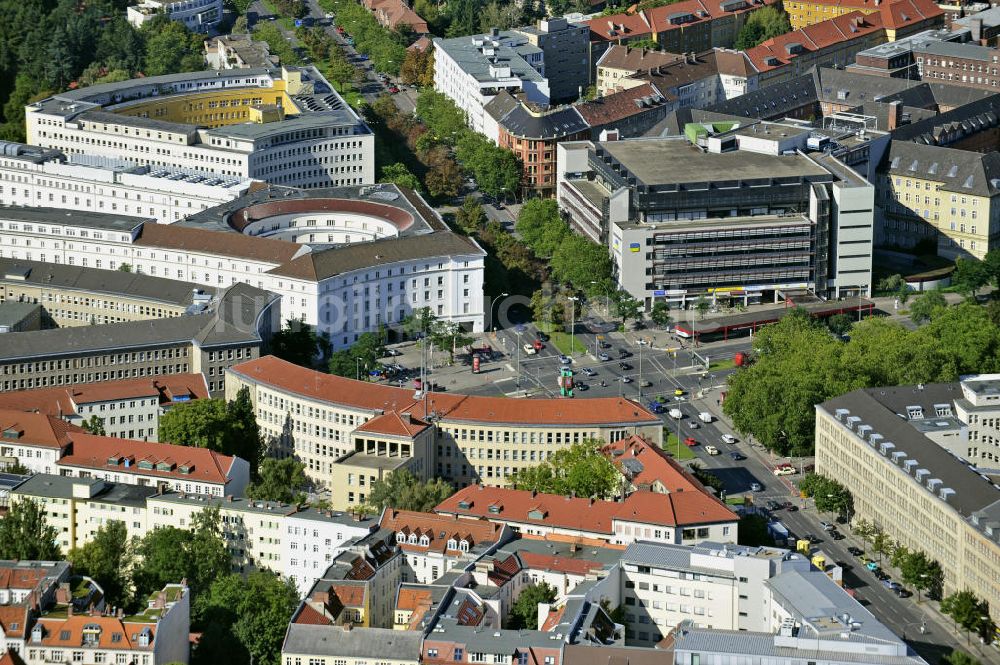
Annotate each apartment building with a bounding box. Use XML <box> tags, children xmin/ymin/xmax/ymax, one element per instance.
<box><xmin>816</xmin><ymin>386</ymin><xmax>1000</xmax><ymax>621</ymax></box>
<box><xmin>785</xmin><ymin>0</ymin><xmax>939</xmax><ymax>33</ymax></box>
<box><xmin>283</xmin><ymin>507</ymin><xmax>378</xmax><ymax>594</ymax></box>
<box><xmin>0</xmin><ymin>373</ymin><xmax>209</xmax><ymax>441</ymax></box>
<box><xmin>0</xmin><ymin>143</ymin><xmax>255</xmax><ymax>224</ymax></box>
<box><xmin>127</xmin><ymin>0</ymin><xmax>221</xmax><ymax>32</ymax></box>
<box><xmin>21</xmin><ymin>584</ymin><xmax>190</xmax><ymax>665</ymax></box>
<box><xmin>226</xmin><ymin>356</ymin><xmax>663</xmax><ymax>507</ymax></box>
<box><xmin>595</xmin><ymin>47</ymin><xmax>723</xmax><ymax>109</ymax></box>
<box><xmin>0</xmin><ymin>409</ymin><xmax>79</xmax><ymax>474</ymax></box>
<box><xmin>513</xmin><ymin>18</ymin><xmax>592</xmax><ymax>104</ymax></box>
<box><xmin>587</xmin><ymin>0</ymin><xmax>780</xmax><ymax>71</ymax></box>
<box><xmin>282</xmin><ymin>624</ymin><xmax>422</xmax><ymax>665</ymax></box>
<box><xmin>0</xmin><ymin>257</ymin><xmax>217</xmax><ymax>329</ymax></box>
<box><xmin>204</xmin><ymin>34</ymin><xmax>279</xmax><ymax>70</ymax></box>
<box><xmin>0</xmin><ymin>303</ymin><xmax>40</xmax><ymax>333</ymax></box>
<box><xmin>380</xmin><ymin>509</ymin><xmax>512</xmax><ymax>585</ymax></box>
<box><xmin>26</xmin><ymin>67</ymin><xmax>374</xmax><ymax>189</ymax></box>
<box><xmin>362</xmin><ymin>0</ymin><xmax>428</xmax><ymax>34</ymax></box>
<box><xmin>556</xmin><ymin>128</ymin><xmax>875</xmax><ymax>309</ymax></box>
<box><xmin>0</xmin><ymin>186</ymin><xmax>486</xmax><ymax>347</ymax></box>
<box><xmin>875</xmin><ymin>140</ymin><xmax>1000</xmax><ymax>259</ymax></box>
<box><xmin>433</xmin><ymin>30</ymin><xmax>549</xmax><ymax>135</ymax></box>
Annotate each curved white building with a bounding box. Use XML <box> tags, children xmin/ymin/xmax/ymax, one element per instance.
<box><xmin>24</xmin><ymin>67</ymin><xmax>375</xmax><ymax>189</ymax></box>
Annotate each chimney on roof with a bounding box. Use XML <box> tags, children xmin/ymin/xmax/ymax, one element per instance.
<box><xmin>226</xmin><ymin>495</ymin><xmax>233</xmax><ymax>502</ymax></box>
<box><xmin>67</xmin><ymin>605</ymin><xmax>73</xmax><ymax>617</ymax></box>
<box><xmin>971</xmin><ymin>17</ymin><xmax>984</xmax><ymax>42</ymax></box>
<box><xmin>117</xmin><ymin>608</ymin><xmax>124</xmax><ymax>619</ymax></box>
<box><xmin>888</xmin><ymin>100</ymin><xmax>903</xmax><ymax>131</ymax></box>
<box><xmin>531</xmin><ymin>489</ymin><xmax>537</xmax><ymax>498</ymax></box>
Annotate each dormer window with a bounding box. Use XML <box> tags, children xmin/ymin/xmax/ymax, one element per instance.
<box><xmin>31</xmin><ymin>625</ymin><xmax>42</xmax><ymax>644</ymax></box>
<box><xmin>459</xmin><ymin>540</ymin><xmax>470</xmax><ymax>552</ymax></box>
<box><xmin>136</xmin><ymin>627</ymin><xmax>151</xmax><ymax>647</ymax></box>
<box><xmin>447</xmin><ymin>539</ymin><xmax>457</xmax><ymax>550</ymax></box>
<box><xmin>408</xmin><ymin>534</ymin><xmax>418</xmax><ymax>544</ymax></box>
<box><xmin>396</xmin><ymin>532</ymin><xmax>406</xmax><ymax>543</ymax></box>
<box><xmin>419</xmin><ymin>535</ymin><xmax>430</xmax><ymax>547</ymax></box>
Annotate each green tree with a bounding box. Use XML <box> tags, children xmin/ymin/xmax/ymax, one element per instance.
<box><xmin>688</xmin><ymin>463</ymin><xmax>724</xmax><ymax>493</ymax></box>
<box><xmin>941</xmin><ymin>590</ymin><xmax>994</xmax><ymax>643</ymax></box>
<box><xmin>900</xmin><ymin>550</ymin><xmax>943</xmax><ymax>601</ymax></box>
<box><xmin>508</xmin><ymin>582</ymin><xmax>557</xmax><ymax>629</ymax></box>
<box><xmin>509</xmin><ymin>441</ymin><xmax>619</xmax><ymax>499</ymax></box>
<box><xmin>797</xmin><ymin>473</ymin><xmax>852</xmax><ymax>516</ymax></box>
<box><xmin>531</xmin><ymin>286</ymin><xmax>567</xmax><ymax>329</ymax></box>
<box><xmin>69</xmin><ymin>520</ymin><xmax>135</xmax><ymax>609</ymax></box>
<box><xmin>694</xmin><ymin>295</ymin><xmax>711</xmax><ymax>320</ymax></box>
<box><xmin>82</xmin><ymin>414</ymin><xmax>107</xmax><ymax>436</ymax></box>
<box><xmin>734</xmin><ymin>6</ymin><xmax>791</xmax><ymax>49</ymax></box>
<box><xmin>455</xmin><ymin>199</ymin><xmax>486</xmax><ymax>234</ymax></box>
<box><xmin>365</xmin><ymin>469</ymin><xmax>454</xmax><ymax>513</ymax></box>
<box><xmin>328</xmin><ymin>331</ymin><xmax>386</xmax><ymax>378</ymax></box>
<box><xmin>271</xmin><ymin>319</ymin><xmax>331</xmax><ymax>368</ymax></box>
<box><xmin>429</xmin><ymin>318</ymin><xmax>474</xmax><ymax>362</ymax></box>
<box><xmin>615</xmin><ymin>292</ymin><xmax>643</xmax><ymax>327</ymax></box>
<box><xmin>942</xmin><ymin>651</ymin><xmax>981</xmax><ymax>665</ymax></box>
<box><xmin>141</xmin><ymin>17</ymin><xmax>205</xmax><ymax>76</ymax></box>
<box><xmin>651</xmin><ymin>301</ymin><xmax>672</xmax><ymax>329</ymax></box>
<box><xmin>872</xmin><ymin>527</ymin><xmax>893</xmax><ymax>564</ymax></box>
<box><xmin>0</xmin><ymin>499</ymin><xmax>59</xmax><ymax>561</ymax></box>
<box><xmin>117</xmin><ymin>263</ymin><xmax>133</xmax><ymax>272</ymax></box>
<box><xmin>247</xmin><ymin>458</ymin><xmax>308</xmax><ymax>504</ymax></box>
<box><xmin>853</xmin><ymin>518</ymin><xmax>875</xmax><ymax>546</ymax></box>
<box><xmin>232</xmin><ymin>14</ymin><xmax>249</xmax><ymax>33</ymax></box>
<box><xmin>193</xmin><ymin>571</ymin><xmax>299</xmax><ymax>665</ymax></box>
<box><xmin>953</xmin><ymin>258</ymin><xmax>989</xmax><ymax>299</ymax></box>
<box><xmin>550</xmin><ymin>235</ymin><xmax>613</xmax><ymax>291</ymax></box>
<box><xmin>826</xmin><ymin>313</ymin><xmax>853</xmax><ymax>337</ymax></box>
<box><xmin>515</xmin><ymin>199</ymin><xmax>569</xmax><ymax>258</ymax></box>
<box><xmin>425</xmin><ymin>157</ymin><xmax>462</xmax><ymax>199</ymax></box>
<box><xmin>379</xmin><ymin>162</ymin><xmax>423</xmax><ymax>192</ymax></box>
<box><xmin>909</xmin><ymin>289</ymin><xmax>948</xmax><ymax>324</ymax></box>
<box><xmin>136</xmin><ymin>507</ymin><xmax>229</xmax><ymax>597</ymax></box>
<box><xmin>159</xmin><ymin>399</ymin><xmax>231</xmax><ymax>450</ymax></box>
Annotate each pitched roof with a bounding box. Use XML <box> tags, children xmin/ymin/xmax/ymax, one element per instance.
<box><xmin>0</xmin><ymin>410</ymin><xmax>81</xmax><ymax>450</ymax></box>
<box><xmin>0</xmin><ymin>374</ymin><xmax>209</xmax><ymax>416</ymax></box>
<box><xmin>602</xmin><ymin>434</ymin><xmax>706</xmax><ymax>492</ymax></box>
<box><xmin>883</xmin><ymin>140</ymin><xmax>1000</xmax><ymax>197</ymax></box>
<box><xmin>597</xmin><ymin>45</ymin><xmax>686</xmax><ymax>72</ymax></box>
<box><xmin>745</xmin><ymin>11</ymin><xmax>884</xmax><ymax>73</ymax></box>
<box><xmin>589</xmin><ymin>0</ymin><xmax>779</xmax><ymax>42</ymax></box>
<box><xmin>0</xmin><ymin>567</ymin><xmax>51</xmax><ymax>591</ymax></box>
<box><xmin>35</xmin><ymin>616</ymin><xmax>156</xmax><ymax>650</ymax></box>
<box><xmin>354</xmin><ymin>412</ymin><xmax>430</xmax><ymax>438</ymax></box>
<box><xmin>134</xmin><ymin>222</ymin><xmax>300</xmax><ymax>266</ymax></box>
<box><xmin>435</xmin><ymin>486</ymin><xmax>736</xmax><ymax>533</ymax></box>
<box><xmin>0</xmin><ymin>606</ymin><xmax>29</xmax><ymax>639</ymax></box>
<box><xmin>576</xmin><ymin>83</ymin><xmax>669</xmax><ymax>127</ymax></box>
<box><xmin>380</xmin><ymin>509</ymin><xmax>505</xmax><ymax>554</ymax></box>
<box><xmin>229</xmin><ymin>356</ymin><xmax>662</xmax><ymax>427</ymax></box>
<box><xmin>330</xmin><ymin>583</ymin><xmax>366</xmax><ymax>608</ymax></box>
<box><xmin>59</xmin><ymin>433</ymin><xmax>235</xmax><ymax>486</ymax></box>
<box><xmin>293</xmin><ymin>603</ymin><xmax>334</xmax><ymax>626</ymax></box>
<box><xmin>518</xmin><ymin>551</ymin><xmax>605</xmax><ymax>576</ymax></box>
<box><xmin>880</xmin><ymin>0</ymin><xmax>941</xmax><ymax>30</ymax></box>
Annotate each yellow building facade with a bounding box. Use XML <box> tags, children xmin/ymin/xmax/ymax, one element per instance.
<box><xmin>784</xmin><ymin>0</ymin><xmax>880</xmax><ymax>30</ymax></box>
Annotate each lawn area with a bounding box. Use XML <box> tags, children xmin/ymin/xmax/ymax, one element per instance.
<box><xmin>259</xmin><ymin>0</ymin><xmax>295</xmax><ymax>28</ymax></box>
<box><xmin>537</xmin><ymin>322</ymin><xmax>588</xmax><ymax>355</ymax></box>
<box><xmin>726</xmin><ymin>496</ymin><xmax>748</xmax><ymax>506</ymax></box>
<box><xmin>663</xmin><ymin>432</ymin><xmax>696</xmax><ymax>460</ymax></box>
<box><xmin>708</xmin><ymin>357</ymin><xmax>737</xmax><ymax>371</ymax></box>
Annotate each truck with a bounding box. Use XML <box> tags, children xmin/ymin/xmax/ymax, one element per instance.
<box><xmin>668</xmin><ymin>408</ymin><xmax>683</xmax><ymax>419</ymax></box>
<box><xmin>698</xmin><ymin>412</ymin><xmax>713</xmax><ymax>423</ymax></box>
<box><xmin>768</xmin><ymin>521</ymin><xmax>791</xmax><ymax>546</ymax></box>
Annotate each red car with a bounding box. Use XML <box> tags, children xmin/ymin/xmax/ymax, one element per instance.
<box><xmin>532</xmin><ymin>339</ymin><xmax>543</xmax><ymax>351</ymax></box>
<box><xmin>684</xmin><ymin>437</ymin><xmax>698</xmax><ymax>447</ymax></box>
<box><xmin>388</xmin><ymin>85</ymin><xmax>400</xmax><ymax>94</ymax></box>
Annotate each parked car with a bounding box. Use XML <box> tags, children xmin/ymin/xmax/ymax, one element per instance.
<box><xmin>619</xmin><ymin>362</ymin><xmax>632</xmax><ymax>370</ymax></box>
<box><xmin>618</xmin><ymin>349</ymin><xmax>632</xmax><ymax>359</ymax></box>
<box><xmin>536</xmin><ymin>331</ymin><xmax>550</xmax><ymax>342</ymax></box>
<box><xmin>819</xmin><ymin>521</ymin><xmax>834</xmax><ymax>531</ymax></box>
<box><xmin>388</xmin><ymin>85</ymin><xmax>400</xmax><ymax>93</ymax></box>
<box><xmin>684</xmin><ymin>437</ymin><xmax>698</xmax><ymax>447</ymax></box>
<box><xmin>705</xmin><ymin>445</ymin><xmax>720</xmax><ymax>455</ymax></box>
<box><xmin>687</xmin><ymin>421</ymin><xmax>699</xmax><ymax>429</ymax></box>
<box><xmin>598</xmin><ymin>352</ymin><xmax>610</xmax><ymax>361</ymax></box>
<box><xmin>882</xmin><ymin>579</ymin><xmax>902</xmax><ymax>591</ymax></box>
<box><xmin>896</xmin><ymin>588</ymin><xmax>912</xmax><ymax>598</ymax></box>
<box><xmin>621</xmin><ymin>376</ymin><xmax>633</xmax><ymax>384</ymax></box>
<box><xmin>847</xmin><ymin>546</ymin><xmax>864</xmax><ymax>556</ymax></box>
<box><xmin>729</xmin><ymin>452</ymin><xmax>745</xmax><ymax>461</ymax></box>
<box><xmin>721</xmin><ymin>434</ymin><xmax>737</xmax><ymax>444</ymax></box>
<box><xmin>830</xmin><ymin>530</ymin><xmax>845</xmax><ymax>541</ymax></box>
<box><xmin>750</xmin><ymin>482</ymin><xmax>763</xmax><ymax>492</ymax></box>
<box><xmin>765</xmin><ymin>500</ymin><xmax>781</xmax><ymax>511</ymax></box>
<box><xmin>773</xmin><ymin>465</ymin><xmax>795</xmax><ymax>476</ymax></box>
<box><xmin>865</xmin><ymin>561</ymin><xmax>879</xmax><ymax>572</ymax></box>
<box><xmin>576</xmin><ymin>382</ymin><xmax>588</xmax><ymax>391</ymax></box>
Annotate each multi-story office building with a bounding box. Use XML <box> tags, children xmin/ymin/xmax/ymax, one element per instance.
<box><xmin>433</xmin><ymin>30</ymin><xmax>549</xmax><ymax>135</ymax></box>
<box><xmin>816</xmin><ymin>385</ymin><xmax>1000</xmax><ymax>621</ymax></box>
<box><xmin>435</xmin><ymin>485</ymin><xmax>738</xmax><ymax>546</ymax></box>
<box><xmin>0</xmin><ymin>184</ymin><xmax>486</xmax><ymax>347</ymax></box>
<box><xmin>556</xmin><ymin>125</ymin><xmax>875</xmax><ymax>309</ymax></box>
<box><xmin>0</xmin><ymin>303</ymin><xmax>40</xmax><ymax>333</ymax></box>
<box><xmin>0</xmin><ymin>142</ymin><xmax>255</xmax><ymax>224</ymax></box>
<box><xmin>25</xmin><ymin>67</ymin><xmax>374</xmax><ymax>189</ymax></box>
<box><xmin>875</xmin><ymin>140</ymin><xmax>1000</xmax><ymax>259</ymax></box>
<box><xmin>0</xmin><ymin>373</ymin><xmax>209</xmax><ymax>441</ymax></box>
<box><xmin>512</xmin><ymin>18</ymin><xmax>591</xmax><ymax>103</ymax></box>
<box><xmin>0</xmin><ymin>277</ymin><xmax>278</xmax><ymax>398</ymax></box>
<box><xmin>127</xmin><ymin>0</ymin><xmax>222</xmax><ymax>32</ymax></box>
<box><xmin>0</xmin><ymin>257</ymin><xmax>216</xmax><ymax>328</ymax></box>
<box><xmin>226</xmin><ymin>355</ymin><xmax>663</xmax><ymax>507</ymax></box>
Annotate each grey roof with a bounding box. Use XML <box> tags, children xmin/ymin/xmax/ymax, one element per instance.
<box><xmin>820</xmin><ymin>387</ymin><xmax>1000</xmax><ymax>518</ymax></box>
<box><xmin>0</xmin><ymin>282</ymin><xmax>276</xmax><ymax>361</ymax></box>
<box><xmin>882</xmin><ymin>140</ymin><xmax>1000</xmax><ymax>196</ymax></box>
<box><xmin>48</xmin><ymin>68</ymin><xmax>278</xmax><ymax>104</ymax></box>
<box><xmin>595</xmin><ymin>137</ymin><xmax>830</xmax><ymax>187</ymax></box>
<box><xmin>0</xmin><ymin>206</ymin><xmax>149</xmax><ymax>232</ymax></box>
<box><xmin>486</xmin><ymin>94</ymin><xmax>589</xmax><ymax>139</ymax></box>
<box><xmin>891</xmin><ymin>95</ymin><xmax>1000</xmax><ymax>146</ymax></box>
<box><xmin>563</xmin><ymin>644</ymin><xmax>674</xmax><ymax>665</ymax></box>
<box><xmin>0</xmin><ymin>302</ymin><xmax>40</xmax><ymax>327</ymax></box>
<box><xmin>914</xmin><ymin>38</ymin><xmax>998</xmax><ymax>62</ymax></box>
<box><xmin>433</xmin><ymin>33</ymin><xmax>546</xmax><ymax>83</ymax></box>
<box><xmin>0</xmin><ymin>257</ymin><xmax>210</xmax><ymax>307</ymax></box>
<box><xmin>955</xmin><ymin>5</ymin><xmax>1000</xmax><ymax>30</ymax></box>
<box><xmin>282</xmin><ymin>624</ymin><xmax>421</xmax><ymax>660</ymax></box>
<box><xmin>814</xmin><ymin>67</ymin><xmax>997</xmax><ymax>117</ymax></box>
<box><xmin>150</xmin><ymin>491</ymin><xmax>298</xmax><ymax>516</ymax></box>
<box><xmin>78</xmin><ymin>111</ymin><xmax>195</xmax><ymax>136</ymax></box>
<box><xmin>708</xmin><ymin>71</ymin><xmax>817</xmax><ymax>120</ymax></box>
<box><xmin>286</xmin><ymin>506</ymin><xmax>378</xmax><ymax>528</ymax></box>
<box><xmin>14</xmin><ymin>473</ymin><xmax>158</xmax><ymax>506</ymax></box>
<box><xmin>492</xmin><ymin>536</ymin><xmax>624</xmax><ymax>570</ymax></box>
<box><xmin>644</xmin><ymin>108</ymin><xmax>748</xmax><ymax>138</ymax></box>
<box><xmin>621</xmin><ymin>540</ymin><xmax>789</xmax><ymax>576</ymax></box>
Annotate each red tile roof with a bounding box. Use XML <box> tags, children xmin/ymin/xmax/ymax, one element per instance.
<box><xmin>435</xmin><ymin>485</ymin><xmax>736</xmax><ymax>533</ymax></box>
<box><xmin>364</xmin><ymin>0</ymin><xmax>429</xmax><ymax>33</ymax></box>
<box><xmin>395</xmin><ymin>587</ymin><xmax>432</xmax><ymax>612</ymax></box>
<box><xmin>59</xmin><ymin>433</ymin><xmax>234</xmax><ymax>485</ymax></box>
<box><xmin>230</xmin><ymin>356</ymin><xmax>661</xmax><ymax>427</ymax></box>
<box><xmin>745</xmin><ymin>11</ymin><xmax>885</xmax><ymax>73</ymax></box>
<box><xmin>602</xmin><ymin>434</ymin><xmax>705</xmax><ymax>493</ymax></box>
<box><xmin>355</xmin><ymin>412</ymin><xmax>430</xmax><ymax>438</ymax></box>
<box><xmin>0</xmin><ymin>410</ymin><xmax>81</xmax><ymax>450</ymax></box>
<box><xmin>596</xmin><ymin>45</ymin><xmax>686</xmax><ymax>72</ymax></box>
<box><xmin>589</xmin><ymin>0</ymin><xmax>779</xmax><ymax>42</ymax></box>
<box><xmin>35</xmin><ymin>616</ymin><xmax>156</xmax><ymax>650</ymax></box>
<box><xmin>0</xmin><ymin>649</ymin><xmax>26</xmax><ymax>665</ymax></box>
<box><xmin>0</xmin><ymin>374</ymin><xmax>209</xmax><ymax>416</ymax></box>
<box><xmin>0</xmin><ymin>606</ymin><xmax>29</xmax><ymax>639</ymax></box>
<box><xmin>517</xmin><ymin>551</ymin><xmax>605</xmax><ymax>576</ymax></box>
<box><xmin>879</xmin><ymin>0</ymin><xmax>941</xmax><ymax>30</ymax></box>
<box><xmin>135</xmin><ymin>223</ymin><xmax>300</xmax><ymax>266</ymax></box>
<box><xmin>330</xmin><ymin>584</ymin><xmax>366</xmax><ymax>608</ymax></box>
<box><xmin>540</xmin><ymin>605</ymin><xmax>566</xmax><ymax>631</ymax></box>
<box><xmin>380</xmin><ymin>509</ymin><xmax>505</xmax><ymax>554</ymax></box>
<box><xmin>293</xmin><ymin>603</ymin><xmax>334</xmax><ymax>625</ymax></box>
<box><xmin>0</xmin><ymin>567</ymin><xmax>49</xmax><ymax>591</ymax></box>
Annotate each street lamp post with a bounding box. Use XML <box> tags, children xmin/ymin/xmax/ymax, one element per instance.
<box><xmin>514</xmin><ymin>330</ymin><xmax>522</xmax><ymax>388</ymax></box>
<box><xmin>590</xmin><ymin>280</ymin><xmax>612</xmax><ymax>318</ymax></box>
<box><xmin>568</xmin><ymin>296</ymin><xmax>580</xmax><ymax>355</ymax></box>
<box><xmin>490</xmin><ymin>292</ymin><xmax>509</xmax><ymax>334</ymax></box>
<box><xmin>355</xmin><ymin>357</ymin><xmax>363</xmax><ymax>381</ymax></box>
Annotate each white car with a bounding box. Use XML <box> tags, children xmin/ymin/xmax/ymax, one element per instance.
<box><xmin>721</xmin><ymin>434</ymin><xmax>737</xmax><ymax>444</ymax></box>
<box><xmin>773</xmin><ymin>466</ymin><xmax>796</xmax><ymax>476</ymax></box>
<box><xmin>523</xmin><ymin>343</ymin><xmax>537</xmax><ymax>355</ymax></box>
<box><xmin>705</xmin><ymin>445</ymin><xmax>720</xmax><ymax>455</ymax></box>
<box><xmin>687</xmin><ymin>421</ymin><xmax>699</xmax><ymax>429</ymax></box>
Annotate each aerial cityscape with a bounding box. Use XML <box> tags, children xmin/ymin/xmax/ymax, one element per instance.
<box><xmin>1</xmin><ymin>0</ymin><xmax>1000</xmax><ymax>662</ymax></box>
